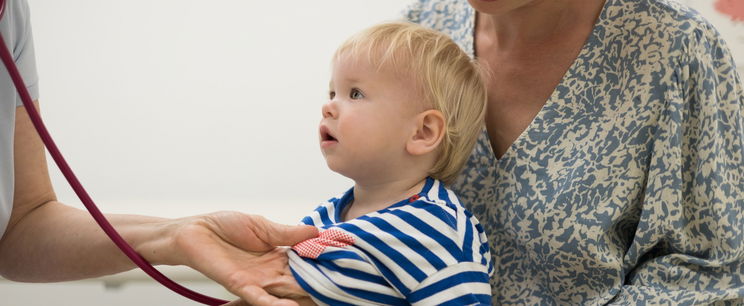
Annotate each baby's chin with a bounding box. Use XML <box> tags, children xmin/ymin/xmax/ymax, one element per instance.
<box><xmin>324</xmin><ymin>160</ymin><xmax>367</xmax><ymax>182</ymax></box>
<box><xmin>323</xmin><ymin>158</ymin><xmax>344</xmax><ymax>175</ymax></box>
<box><xmin>325</xmin><ymin>163</ymin><xmax>350</xmax><ymax>179</ymax></box>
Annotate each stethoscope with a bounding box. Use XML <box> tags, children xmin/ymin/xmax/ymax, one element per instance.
<box><xmin>0</xmin><ymin>0</ymin><xmax>228</xmax><ymax>304</ymax></box>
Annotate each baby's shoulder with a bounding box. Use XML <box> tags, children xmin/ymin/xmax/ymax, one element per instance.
<box><xmin>386</xmin><ymin>191</ymin><xmax>479</xmax><ymax>236</ymax></box>
<box><xmin>299</xmin><ymin>194</ymin><xmax>346</xmax><ymax>227</ymax></box>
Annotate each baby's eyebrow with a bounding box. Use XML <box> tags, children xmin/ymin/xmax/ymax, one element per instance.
<box><xmin>344</xmin><ymin>77</ymin><xmax>362</xmax><ymax>84</ymax></box>
<box><xmin>328</xmin><ymin>77</ymin><xmax>363</xmax><ymax>90</ymax></box>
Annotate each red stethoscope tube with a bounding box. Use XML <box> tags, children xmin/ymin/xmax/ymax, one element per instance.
<box><xmin>0</xmin><ymin>1</ymin><xmax>228</xmax><ymax>304</ymax></box>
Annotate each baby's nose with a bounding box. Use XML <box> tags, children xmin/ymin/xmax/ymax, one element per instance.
<box><xmin>321</xmin><ymin>101</ymin><xmax>337</xmax><ymax>118</ymax></box>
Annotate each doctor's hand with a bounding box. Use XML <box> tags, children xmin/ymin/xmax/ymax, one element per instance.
<box><xmin>138</xmin><ymin>212</ymin><xmax>317</xmax><ymax>305</ymax></box>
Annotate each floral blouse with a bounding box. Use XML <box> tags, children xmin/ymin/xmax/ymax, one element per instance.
<box><xmin>405</xmin><ymin>0</ymin><xmax>744</xmax><ymax>304</ymax></box>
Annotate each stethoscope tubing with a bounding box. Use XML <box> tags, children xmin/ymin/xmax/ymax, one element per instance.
<box><xmin>0</xmin><ymin>0</ymin><xmax>228</xmax><ymax>304</ymax></box>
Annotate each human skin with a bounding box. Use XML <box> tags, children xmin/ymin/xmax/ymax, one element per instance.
<box><xmin>321</xmin><ymin>53</ymin><xmax>444</xmax><ymax>220</ymax></box>
<box><xmin>469</xmin><ymin>0</ymin><xmax>605</xmax><ymax>157</ymax></box>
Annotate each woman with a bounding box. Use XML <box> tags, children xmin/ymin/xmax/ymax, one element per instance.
<box><xmin>403</xmin><ymin>0</ymin><xmax>744</xmax><ymax>304</ymax></box>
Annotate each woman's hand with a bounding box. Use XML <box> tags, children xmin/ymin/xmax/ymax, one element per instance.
<box><xmin>138</xmin><ymin>211</ymin><xmax>317</xmax><ymax>305</ymax></box>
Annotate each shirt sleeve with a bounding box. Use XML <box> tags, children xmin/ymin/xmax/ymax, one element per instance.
<box><xmin>609</xmin><ymin>21</ymin><xmax>744</xmax><ymax>305</ymax></box>
<box><xmin>288</xmin><ymin>227</ymin><xmax>410</xmax><ymax>306</ymax></box>
<box><xmin>10</xmin><ymin>0</ymin><xmax>39</xmax><ymax>106</ymax></box>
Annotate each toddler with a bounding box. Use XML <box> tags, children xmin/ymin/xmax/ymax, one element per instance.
<box><xmin>289</xmin><ymin>22</ymin><xmax>492</xmax><ymax>305</ymax></box>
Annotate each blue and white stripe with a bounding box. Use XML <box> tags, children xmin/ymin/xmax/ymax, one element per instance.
<box><xmin>289</xmin><ymin>177</ymin><xmax>493</xmax><ymax>305</ymax></box>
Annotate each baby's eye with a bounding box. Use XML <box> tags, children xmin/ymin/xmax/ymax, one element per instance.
<box><xmin>350</xmin><ymin>88</ymin><xmax>365</xmax><ymax>100</ymax></box>
<box><xmin>329</xmin><ymin>91</ymin><xmax>336</xmax><ymax>100</ymax></box>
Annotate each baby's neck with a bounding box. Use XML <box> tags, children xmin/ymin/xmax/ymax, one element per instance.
<box><xmin>342</xmin><ymin>177</ymin><xmax>427</xmax><ymax>221</ymax></box>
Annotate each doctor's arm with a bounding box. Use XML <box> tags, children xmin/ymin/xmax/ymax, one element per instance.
<box><xmin>0</xmin><ymin>101</ymin><xmax>317</xmax><ymax>305</ymax></box>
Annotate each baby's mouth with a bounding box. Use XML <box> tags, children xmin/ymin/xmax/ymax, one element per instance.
<box><xmin>320</xmin><ymin>126</ymin><xmax>337</xmax><ymax>142</ymax></box>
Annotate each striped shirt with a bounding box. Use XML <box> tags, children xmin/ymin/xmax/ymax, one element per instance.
<box><xmin>288</xmin><ymin>177</ymin><xmax>494</xmax><ymax>305</ymax></box>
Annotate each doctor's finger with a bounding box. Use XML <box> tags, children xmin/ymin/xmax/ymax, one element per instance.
<box><xmin>221</xmin><ymin>300</ymin><xmax>249</xmax><ymax>306</ymax></box>
<box><xmin>237</xmin><ymin>285</ymin><xmax>299</xmax><ymax>306</ymax></box>
<box><xmin>255</xmin><ymin>217</ymin><xmax>318</xmax><ymax>246</ymax></box>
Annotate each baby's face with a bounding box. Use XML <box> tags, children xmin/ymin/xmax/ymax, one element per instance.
<box><xmin>319</xmin><ymin>53</ymin><xmax>423</xmax><ymax>181</ymax></box>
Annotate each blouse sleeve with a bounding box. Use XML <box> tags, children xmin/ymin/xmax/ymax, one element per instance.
<box><xmin>610</xmin><ymin>22</ymin><xmax>744</xmax><ymax>305</ymax></box>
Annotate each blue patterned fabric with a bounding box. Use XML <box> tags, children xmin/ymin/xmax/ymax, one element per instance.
<box><xmin>288</xmin><ymin>178</ymin><xmax>493</xmax><ymax>305</ymax></box>
<box><xmin>404</xmin><ymin>0</ymin><xmax>744</xmax><ymax>304</ymax></box>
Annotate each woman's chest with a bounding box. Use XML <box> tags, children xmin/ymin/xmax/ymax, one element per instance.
<box><xmin>455</xmin><ymin>63</ymin><xmax>673</xmax><ymax>246</ymax></box>
<box><xmin>482</xmin><ymin>64</ymin><xmax>561</xmax><ymax>158</ymax></box>
<box><xmin>477</xmin><ymin>46</ymin><xmax>585</xmax><ymax>158</ymax></box>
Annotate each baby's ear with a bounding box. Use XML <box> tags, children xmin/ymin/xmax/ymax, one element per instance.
<box><xmin>406</xmin><ymin>110</ymin><xmax>445</xmax><ymax>156</ymax></box>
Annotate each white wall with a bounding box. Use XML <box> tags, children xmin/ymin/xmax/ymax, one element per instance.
<box><xmin>31</xmin><ymin>0</ymin><xmax>408</xmax><ymax>223</ymax></box>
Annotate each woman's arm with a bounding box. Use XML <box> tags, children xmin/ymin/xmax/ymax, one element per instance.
<box><xmin>610</xmin><ymin>25</ymin><xmax>744</xmax><ymax>305</ymax></box>
<box><xmin>0</xmin><ymin>101</ymin><xmax>317</xmax><ymax>304</ymax></box>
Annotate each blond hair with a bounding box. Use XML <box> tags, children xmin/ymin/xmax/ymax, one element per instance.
<box><xmin>333</xmin><ymin>22</ymin><xmax>487</xmax><ymax>185</ymax></box>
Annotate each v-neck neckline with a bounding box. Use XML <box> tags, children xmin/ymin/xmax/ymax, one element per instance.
<box><xmin>467</xmin><ymin>0</ymin><xmax>612</xmax><ymax>164</ymax></box>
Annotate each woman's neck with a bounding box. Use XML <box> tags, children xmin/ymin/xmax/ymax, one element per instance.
<box><xmin>342</xmin><ymin>176</ymin><xmax>427</xmax><ymax>221</ymax></box>
<box><xmin>477</xmin><ymin>0</ymin><xmax>605</xmax><ymax>50</ymax></box>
